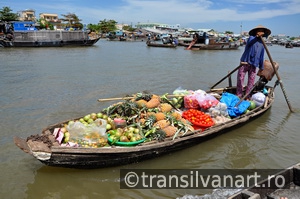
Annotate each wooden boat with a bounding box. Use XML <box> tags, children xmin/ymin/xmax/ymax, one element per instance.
<box><xmin>228</xmin><ymin>162</ymin><xmax>300</xmax><ymax>199</ymax></box>
<box><xmin>146</xmin><ymin>40</ymin><xmax>177</xmax><ymax>48</ymax></box>
<box><xmin>285</xmin><ymin>43</ymin><xmax>293</xmax><ymax>48</ymax></box>
<box><xmin>14</xmin><ymin>66</ymin><xmax>278</xmax><ymax>169</ymax></box>
<box><xmin>184</xmin><ymin>42</ymin><xmax>240</xmax><ymax>50</ymax></box>
<box><xmin>179</xmin><ymin>36</ymin><xmax>240</xmax><ymax>50</ymax></box>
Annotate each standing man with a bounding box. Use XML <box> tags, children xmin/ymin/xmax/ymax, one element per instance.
<box><xmin>236</xmin><ymin>25</ymin><xmax>271</xmax><ymax>98</ymax></box>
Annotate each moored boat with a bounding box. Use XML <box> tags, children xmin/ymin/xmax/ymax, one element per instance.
<box><xmin>146</xmin><ymin>40</ymin><xmax>177</xmax><ymax>48</ymax></box>
<box><xmin>178</xmin><ymin>34</ymin><xmax>240</xmax><ymax>50</ymax></box>
<box><xmin>185</xmin><ymin>42</ymin><xmax>240</xmax><ymax>50</ymax></box>
<box><xmin>0</xmin><ymin>21</ymin><xmax>100</xmax><ymax>47</ymax></box>
<box><xmin>285</xmin><ymin>42</ymin><xmax>293</xmax><ymax>48</ymax></box>
<box><xmin>14</xmin><ymin>63</ymin><xmax>279</xmax><ymax>169</ymax></box>
<box><xmin>182</xmin><ymin>38</ymin><xmax>240</xmax><ymax>50</ymax></box>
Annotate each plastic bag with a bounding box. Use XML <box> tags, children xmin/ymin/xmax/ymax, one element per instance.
<box><xmin>173</xmin><ymin>87</ymin><xmax>190</xmax><ymax>95</ymax></box>
<box><xmin>251</xmin><ymin>92</ymin><xmax>266</xmax><ymax>107</ymax></box>
<box><xmin>184</xmin><ymin>93</ymin><xmax>199</xmax><ymax>109</ymax></box>
<box><xmin>67</xmin><ymin>119</ymin><xmax>108</xmax><ymax>147</ymax></box>
<box><xmin>220</xmin><ymin>92</ymin><xmax>250</xmax><ymax>117</ymax></box>
<box><xmin>196</xmin><ymin>92</ymin><xmax>219</xmax><ymax>110</ymax></box>
<box><xmin>212</xmin><ymin>115</ymin><xmax>231</xmax><ymax>125</ymax></box>
<box><xmin>208</xmin><ymin>102</ymin><xmax>228</xmax><ymax>117</ymax></box>
<box><xmin>66</xmin><ymin>121</ymin><xmax>86</xmax><ymax>137</ymax></box>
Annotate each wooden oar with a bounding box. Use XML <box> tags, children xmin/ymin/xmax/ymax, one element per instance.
<box><xmin>98</xmin><ymin>94</ymin><xmax>184</xmax><ymax>102</ymax></box>
<box><xmin>210</xmin><ymin>64</ymin><xmax>242</xmax><ymax>89</ymax></box>
<box><xmin>260</xmin><ymin>36</ymin><xmax>294</xmax><ymax>112</ymax></box>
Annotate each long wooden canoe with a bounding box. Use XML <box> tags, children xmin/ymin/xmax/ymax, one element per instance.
<box><xmin>146</xmin><ymin>41</ymin><xmax>177</xmax><ymax>48</ymax></box>
<box><xmin>184</xmin><ymin>42</ymin><xmax>240</xmax><ymax>50</ymax></box>
<box><xmin>14</xmin><ymin>82</ymin><xmax>276</xmax><ymax>169</ymax></box>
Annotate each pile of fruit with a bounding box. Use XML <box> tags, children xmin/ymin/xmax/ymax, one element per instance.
<box><xmin>58</xmin><ymin>92</ymin><xmax>195</xmax><ymax>147</ymax></box>
<box><xmin>57</xmin><ymin>90</ymin><xmax>263</xmax><ymax>148</ymax></box>
<box><xmin>101</xmin><ymin>93</ymin><xmax>194</xmax><ymax>143</ymax></box>
<box><xmin>107</xmin><ymin>126</ymin><xmax>144</xmax><ymax>145</ymax></box>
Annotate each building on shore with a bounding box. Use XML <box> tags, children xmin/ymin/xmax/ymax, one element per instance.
<box><xmin>17</xmin><ymin>9</ymin><xmax>36</xmax><ymax>21</ymax></box>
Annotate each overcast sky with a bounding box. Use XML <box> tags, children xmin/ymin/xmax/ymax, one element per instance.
<box><xmin>2</xmin><ymin>0</ymin><xmax>300</xmax><ymax>36</ymax></box>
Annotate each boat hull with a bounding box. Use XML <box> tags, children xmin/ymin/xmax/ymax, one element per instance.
<box><xmin>0</xmin><ymin>30</ymin><xmax>100</xmax><ymax>47</ymax></box>
<box><xmin>184</xmin><ymin>43</ymin><xmax>240</xmax><ymax>50</ymax></box>
<box><xmin>45</xmin><ymin>108</ymin><xmax>272</xmax><ymax>169</ymax></box>
<box><xmin>146</xmin><ymin>41</ymin><xmax>177</xmax><ymax>48</ymax></box>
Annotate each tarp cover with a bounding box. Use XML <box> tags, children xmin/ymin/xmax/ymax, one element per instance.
<box><xmin>220</xmin><ymin>92</ymin><xmax>250</xmax><ymax>117</ymax></box>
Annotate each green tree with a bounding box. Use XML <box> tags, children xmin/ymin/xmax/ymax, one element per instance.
<box><xmin>60</xmin><ymin>13</ymin><xmax>83</xmax><ymax>29</ymax></box>
<box><xmin>38</xmin><ymin>18</ymin><xmax>54</xmax><ymax>30</ymax></box>
<box><xmin>225</xmin><ymin>30</ymin><xmax>234</xmax><ymax>34</ymax></box>
<box><xmin>87</xmin><ymin>23</ymin><xmax>100</xmax><ymax>32</ymax></box>
<box><xmin>0</xmin><ymin>6</ymin><xmax>18</xmax><ymax>21</ymax></box>
<box><xmin>123</xmin><ymin>25</ymin><xmax>135</xmax><ymax>32</ymax></box>
<box><xmin>98</xmin><ymin>19</ymin><xmax>117</xmax><ymax>33</ymax></box>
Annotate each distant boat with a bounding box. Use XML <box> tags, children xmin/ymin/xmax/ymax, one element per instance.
<box><xmin>146</xmin><ymin>40</ymin><xmax>177</xmax><ymax>48</ymax></box>
<box><xmin>265</xmin><ymin>40</ymin><xmax>273</xmax><ymax>46</ymax></box>
<box><xmin>285</xmin><ymin>42</ymin><xmax>293</xmax><ymax>48</ymax></box>
<box><xmin>178</xmin><ymin>35</ymin><xmax>240</xmax><ymax>50</ymax></box>
<box><xmin>182</xmin><ymin>40</ymin><xmax>240</xmax><ymax>50</ymax></box>
<box><xmin>106</xmin><ymin>30</ymin><xmax>146</xmax><ymax>42</ymax></box>
<box><xmin>0</xmin><ymin>21</ymin><xmax>100</xmax><ymax>47</ymax></box>
<box><xmin>186</xmin><ymin>43</ymin><xmax>239</xmax><ymax>50</ymax></box>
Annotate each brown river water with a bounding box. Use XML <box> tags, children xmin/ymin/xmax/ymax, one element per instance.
<box><xmin>1</xmin><ymin>40</ymin><xmax>300</xmax><ymax>199</ymax></box>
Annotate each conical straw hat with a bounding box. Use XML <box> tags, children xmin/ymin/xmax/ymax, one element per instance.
<box><xmin>249</xmin><ymin>25</ymin><xmax>271</xmax><ymax>37</ymax></box>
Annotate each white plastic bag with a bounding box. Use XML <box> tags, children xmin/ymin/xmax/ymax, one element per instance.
<box><xmin>173</xmin><ymin>87</ymin><xmax>190</xmax><ymax>95</ymax></box>
<box><xmin>251</xmin><ymin>92</ymin><xmax>266</xmax><ymax>107</ymax></box>
<box><xmin>208</xmin><ymin>102</ymin><xmax>228</xmax><ymax>117</ymax></box>
<box><xmin>67</xmin><ymin>119</ymin><xmax>107</xmax><ymax>143</ymax></box>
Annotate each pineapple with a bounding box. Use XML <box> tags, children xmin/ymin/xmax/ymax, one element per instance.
<box><xmin>171</xmin><ymin>111</ymin><xmax>182</xmax><ymax>120</ymax></box>
<box><xmin>136</xmin><ymin>99</ymin><xmax>147</xmax><ymax>108</ymax></box>
<box><xmin>159</xmin><ymin>103</ymin><xmax>173</xmax><ymax>113</ymax></box>
<box><xmin>146</xmin><ymin>97</ymin><xmax>160</xmax><ymax>108</ymax></box>
<box><xmin>152</xmin><ymin>94</ymin><xmax>160</xmax><ymax>100</ymax></box>
<box><xmin>154</xmin><ymin>119</ymin><xmax>170</xmax><ymax>129</ymax></box>
<box><xmin>146</xmin><ymin>112</ymin><xmax>156</xmax><ymax>117</ymax></box>
<box><xmin>162</xmin><ymin>126</ymin><xmax>178</xmax><ymax>137</ymax></box>
<box><xmin>155</xmin><ymin>112</ymin><xmax>166</xmax><ymax>121</ymax></box>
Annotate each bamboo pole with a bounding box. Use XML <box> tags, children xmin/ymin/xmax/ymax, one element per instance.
<box><xmin>260</xmin><ymin>36</ymin><xmax>294</xmax><ymax>112</ymax></box>
<box><xmin>97</xmin><ymin>94</ymin><xmax>184</xmax><ymax>102</ymax></box>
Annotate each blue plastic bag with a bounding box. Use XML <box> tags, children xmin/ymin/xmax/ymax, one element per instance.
<box><xmin>220</xmin><ymin>92</ymin><xmax>250</xmax><ymax>117</ymax></box>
